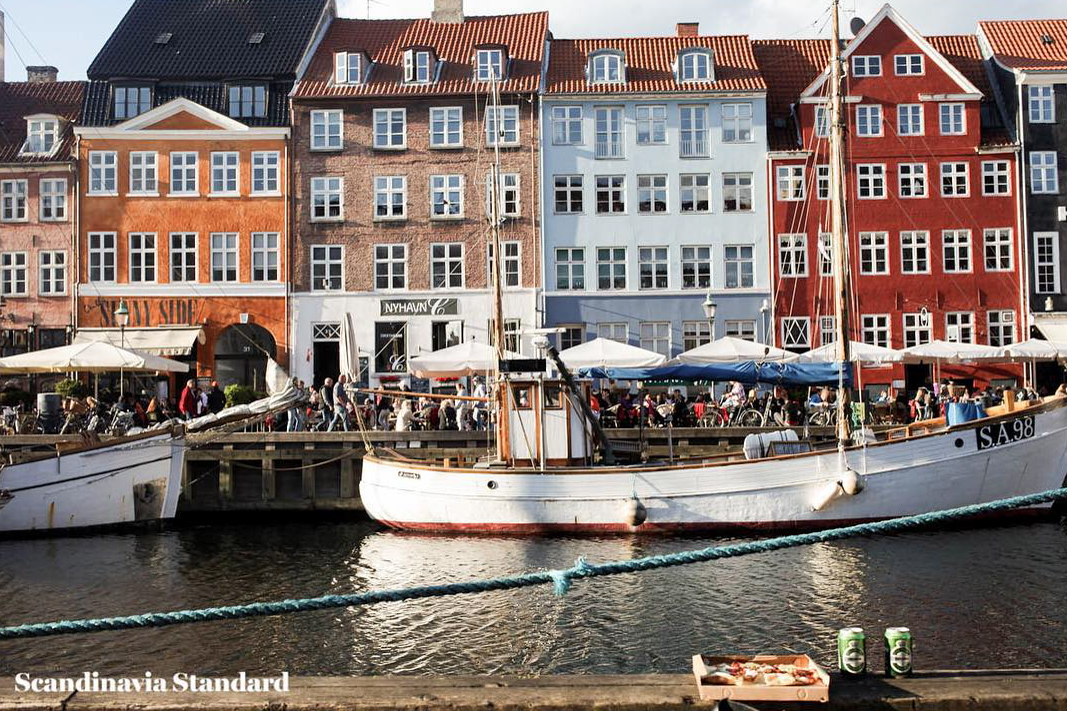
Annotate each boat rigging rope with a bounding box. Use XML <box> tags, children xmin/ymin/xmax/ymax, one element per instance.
<box><xmin>0</xmin><ymin>486</ymin><xmax>1063</xmax><ymax>641</ymax></box>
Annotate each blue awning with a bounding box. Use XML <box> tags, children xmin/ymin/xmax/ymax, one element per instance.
<box><xmin>577</xmin><ymin>361</ymin><xmax>851</xmax><ymax>386</ymax></box>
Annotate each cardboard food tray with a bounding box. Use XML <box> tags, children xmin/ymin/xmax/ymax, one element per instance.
<box><xmin>692</xmin><ymin>654</ymin><xmax>830</xmax><ymax>702</ymax></box>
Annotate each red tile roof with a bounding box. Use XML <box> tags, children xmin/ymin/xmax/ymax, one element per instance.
<box><xmin>0</xmin><ymin>81</ymin><xmax>85</xmax><ymax>164</ymax></box>
<box><xmin>926</xmin><ymin>35</ymin><xmax>992</xmax><ymax>95</ymax></box>
<box><xmin>544</xmin><ymin>35</ymin><xmax>765</xmax><ymax>94</ymax></box>
<box><xmin>979</xmin><ymin>19</ymin><xmax>1067</xmax><ymax>71</ymax></box>
<box><xmin>294</xmin><ymin>12</ymin><xmax>548</xmax><ymax>99</ymax></box>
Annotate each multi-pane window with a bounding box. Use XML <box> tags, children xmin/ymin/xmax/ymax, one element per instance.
<box><xmin>429</xmin><ymin>107</ymin><xmax>462</xmax><ymax>147</ymax></box>
<box><xmin>856</xmin><ymin>105</ymin><xmax>882</xmax><ymax>136</ymax></box>
<box><xmin>942</xmin><ymin>230</ymin><xmax>971</xmax><ymax>273</ymax></box>
<box><xmin>940</xmin><ymin>162</ymin><xmax>969</xmax><ymax>196</ymax></box>
<box><xmin>819</xmin><ymin>316</ymin><xmax>837</xmax><ymax>347</ymax></box>
<box><xmin>88</xmin><ymin>232</ymin><xmax>117</xmax><ymax>282</ymax></box>
<box><xmin>900</xmin><ymin>231</ymin><xmax>929</xmax><ymax>274</ymax></box>
<box><xmin>776</xmin><ymin>165</ymin><xmax>804</xmax><ymax>200</ymax></box>
<box><xmin>598</xmin><ymin>322</ymin><xmax>628</xmax><ymax>343</ymax></box>
<box><xmin>594</xmin><ymin>107</ymin><xmax>624</xmax><ymax>159</ymax></box>
<box><xmin>0</xmin><ymin>253</ymin><xmax>28</xmax><ymax>296</ymax></box>
<box><xmin>945</xmin><ymin>312</ymin><xmax>974</xmax><ymax>344</ymax></box>
<box><xmin>311</xmin><ymin>245</ymin><xmax>343</xmax><ymax>291</ymax></box>
<box><xmin>251</xmin><ymin>232</ymin><xmax>279</xmax><ymax>281</ymax></box>
<box><xmin>595</xmin><ymin>175</ymin><xmax>625</xmax><ymax>214</ymax></box>
<box><xmin>1035</xmin><ymin>232</ymin><xmax>1060</xmax><ymax>294</ymax></box>
<box><xmin>640</xmin><ymin>321</ymin><xmax>670</xmax><ymax>357</ymax></box>
<box><xmin>210</xmin><ymin>152</ymin><xmax>239</xmax><ymax>195</ymax></box>
<box><xmin>851</xmin><ymin>55</ymin><xmax>881</xmax><ymax>76</ymax></box>
<box><xmin>39</xmin><ymin>178</ymin><xmax>66</xmax><ymax>221</ymax></box>
<box><xmin>859</xmin><ymin>232</ymin><xmax>889</xmax><ymax>275</ymax></box>
<box><xmin>898</xmin><ymin>162</ymin><xmax>927</xmax><ymax>198</ymax></box>
<box><xmin>170</xmin><ymin>152</ymin><xmax>198</xmax><ymax>194</ymax></box>
<box><xmin>88</xmin><ymin>151</ymin><xmax>117</xmax><ymax>194</ymax></box>
<box><xmin>862</xmin><ymin>315</ymin><xmax>890</xmax><ymax>348</ymax></box>
<box><xmin>818</xmin><ymin>233</ymin><xmax>833</xmax><ymax>276</ymax></box>
<box><xmin>128</xmin><ymin>233</ymin><xmax>156</xmax><ymax>283</ymax></box>
<box><xmin>311</xmin><ymin>176</ymin><xmax>344</xmax><ymax>220</ymax></box>
<box><xmin>638</xmin><ymin>246</ymin><xmax>668</xmax><ymax>289</ymax></box>
<box><xmin>778</xmin><ymin>234</ymin><xmax>807</xmax><ymax>277</ymax></box>
<box><xmin>722</xmin><ymin>103</ymin><xmax>752</xmax><ymax>142</ymax></box>
<box><xmin>682</xmin><ymin>321</ymin><xmax>712</xmax><ymax>351</ymax></box>
<box><xmin>816</xmin><ymin>165</ymin><xmax>830</xmax><ymax>200</ymax></box>
<box><xmin>113</xmin><ymin>86</ymin><xmax>150</xmax><ymax>120</ymax></box>
<box><xmin>22</xmin><ymin>118</ymin><xmax>58</xmax><ymax>155</ymax></box>
<box><xmin>596</xmin><ymin>247</ymin><xmax>627</xmax><ymax>290</ymax></box>
<box><xmin>169</xmin><ymin>233</ymin><xmax>197</xmax><ymax>282</ymax></box>
<box><xmin>374</xmin><ymin>109</ymin><xmax>406</xmax><ymax>149</ymax></box>
<box><xmin>724</xmin><ymin>245</ymin><xmax>754</xmax><ymax>289</ymax></box>
<box><xmin>475</xmin><ymin>48</ymin><xmax>504</xmax><ymax>81</ymax></box>
<box><xmin>982</xmin><ymin>160</ymin><xmax>1011</xmax><ymax>196</ymax></box>
<box><xmin>554</xmin><ymin>175</ymin><xmax>583</xmax><ymax>213</ymax></box>
<box><xmin>374</xmin><ymin>244</ymin><xmax>408</xmax><ymax>290</ymax></box>
<box><xmin>898</xmin><ymin>104</ymin><xmax>923</xmax><ymax>135</ymax></box>
<box><xmin>856</xmin><ymin>163</ymin><xmax>886</xmax><ymax>198</ymax></box>
<box><xmin>725</xmin><ymin>320</ymin><xmax>757</xmax><ymax>342</ymax></box>
<box><xmin>485</xmin><ymin>106</ymin><xmax>519</xmax><ymax>146</ymax></box>
<box><xmin>210</xmin><ymin>233</ymin><xmax>238</xmax><ymax>282</ymax></box>
<box><xmin>487</xmin><ymin>241</ymin><xmax>521</xmax><ymax>288</ymax></box>
<box><xmin>590</xmin><ymin>52</ymin><xmax>623</xmax><ymax>83</ymax></box>
<box><xmin>681</xmin><ymin>246</ymin><xmax>712</xmax><ymax>289</ymax></box>
<box><xmin>635</xmin><ymin>104</ymin><xmax>667</xmax><ymax>145</ymax></box>
<box><xmin>334</xmin><ymin>51</ymin><xmax>363</xmax><ymax>84</ymax></box>
<box><xmin>680</xmin><ymin>50</ymin><xmax>711</xmax><ymax>81</ymax></box>
<box><xmin>680</xmin><ymin>174</ymin><xmax>710</xmax><ymax>212</ymax></box>
<box><xmin>251</xmin><ymin>151</ymin><xmax>280</xmax><ymax>195</ymax></box>
<box><xmin>551</xmin><ymin>106</ymin><xmax>583</xmax><ymax>145</ymax></box>
<box><xmin>128</xmin><ymin>152</ymin><xmax>157</xmax><ymax>194</ymax></box>
<box><xmin>939</xmin><ymin>103</ymin><xmax>965</xmax><ymax>135</ymax></box>
<box><xmin>1030</xmin><ymin>152</ymin><xmax>1059</xmax><ymax>194</ymax></box>
<box><xmin>310</xmin><ymin>110</ymin><xmax>343</xmax><ymax>150</ymax></box>
<box><xmin>559</xmin><ymin>326</ymin><xmax>585</xmax><ymax>351</ymax></box>
<box><xmin>39</xmin><ymin>251</ymin><xmax>66</xmax><ymax>295</ymax></box>
<box><xmin>903</xmin><ymin>312</ymin><xmax>932</xmax><ymax>348</ymax></box>
<box><xmin>894</xmin><ymin>54</ymin><xmax>923</xmax><ymax>75</ymax></box>
<box><xmin>637</xmin><ymin>174</ymin><xmax>668</xmax><ymax>214</ymax></box>
<box><xmin>723</xmin><ymin>173</ymin><xmax>753</xmax><ymax>211</ymax></box>
<box><xmin>228</xmin><ymin>85</ymin><xmax>266</xmax><ymax>118</ymax></box>
<box><xmin>430</xmin><ymin>174</ymin><xmax>464</xmax><ymax>218</ymax></box>
<box><xmin>1029</xmin><ymin>85</ymin><xmax>1055</xmax><ymax>123</ymax></box>
<box><xmin>814</xmin><ymin>105</ymin><xmax>829</xmax><ymax>138</ymax></box>
<box><xmin>984</xmin><ymin>228</ymin><xmax>1013</xmax><ymax>272</ymax></box>
<box><xmin>555</xmin><ymin>247</ymin><xmax>585</xmax><ymax>290</ymax></box>
<box><xmin>485</xmin><ymin>173</ymin><xmax>520</xmax><ymax>217</ymax></box>
<box><xmin>431</xmin><ymin>243</ymin><xmax>464</xmax><ymax>289</ymax></box>
<box><xmin>781</xmin><ymin>317</ymin><xmax>811</xmax><ymax>349</ymax></box>
<box><xmin>1</xmin><ymin>180</ymin><xmax>27</xmax><ymax>221</ymax></box>
<box><xmin>988</xmin><ymin>310</ymin><xmax>1016</xmax><ymax>347</ymax></box>
<box><xmin>374</xmin><ymin>176</ymin><xmax>406</xmax><ymax>219</ymax></box>
<box><xmin>679</xmin><ymin>105</ymin><xmax>709</xmax><ymax>157</ymax></box>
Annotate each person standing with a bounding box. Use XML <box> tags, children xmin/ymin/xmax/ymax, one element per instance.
<box><xmin>178</xmin><ymin>379</ymin><xmax>197</xmax><ymax>420</ymax></box>
<box><xmin>207</xmin><ymin>380</ymin><xmax>226</xmax><ymax>413</ymax></box>
<box><xmin>319</xmin><ymin>377</ymin><xmax>335</xmax><ymax>431</ymax></box>
<box><xmin>287</xmin><ymin>377</ymin><xmax>305</xmax><ymax>432</ymax></box>
<box><xmin>329</xmin><ymin>374</ymin><xmax>350</xmax><ymax>432</ymax></box>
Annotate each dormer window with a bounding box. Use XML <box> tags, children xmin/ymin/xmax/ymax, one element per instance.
<box><xmin>590</xmin><ymin>51</ymin><xmax>624</xmax><ymax>84</ymax></box>
<box><xmin>21</xmin><ymin>116</ymin><xmax>59</xmax><ymax>156</ymax></box>
<box><xmin>404</xmin><ymin>49</ymin><xmax>435</xmax><ymax>84</ymax></box>
<box><xmin>334</xmin><ymin>51</ymin><xmax>365</xmax><ymax>85</ymax></box>
<box><xmin>679</xmin><ymin>50</ymin><xmax>713</xmax><ymax>82</ymax></box>
<box><xmin>113</xmin><ymin>86</ymin><xmax>151</xmax><ymax>120</ymax></box>
<box><xmin>229</xmin><ymin>85</ymin><xmax>267</xmax><ymax>118</ymax></box>
<box><xmin>475</xmin><ymin>48</ymin><xmax>504</xmax><ymax>82</ymax></box>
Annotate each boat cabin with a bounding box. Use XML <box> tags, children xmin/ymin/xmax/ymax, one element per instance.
<box><xmin>502</xmin><ymin>379</ymin><xmax>590</xmax><ymax>467</ymax></box>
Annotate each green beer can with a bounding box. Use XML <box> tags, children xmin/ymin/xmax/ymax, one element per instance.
<box><xmin>837</xmin><ymin>627</ymin><xmax>866</xmax><ymax>677</ymax></box>
<box><xmin>884</xmin><ymin>627</ymin><xmax>913</xmax><ymax>677</ymax></box>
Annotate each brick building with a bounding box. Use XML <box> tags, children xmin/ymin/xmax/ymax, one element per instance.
<box><xmin>754</xmin><ymin>6</ymin><xmax>1024</xmax><ymax>394</ymax></box>
<box><xmin>73</xmin><ymin>0</ymin><xmax>330</xmax><ymax>390</ymax></box>
<box><xmin>289</xmin><ymin>2</ymin><xmax>547</xmax><ymax>388</ymax></box>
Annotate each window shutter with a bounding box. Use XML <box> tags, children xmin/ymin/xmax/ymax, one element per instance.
<box><xmin>334</xmin><ymin>52</ymin><xmax>347</xmax><ymax>84</ymax></box>
<box><xmin>403</xmin><ymin>50</ymin><xmax>413</xmax><ymax>82</ymax></box>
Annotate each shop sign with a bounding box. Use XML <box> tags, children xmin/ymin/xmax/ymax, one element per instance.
<box><xmin>84</xmin><ymin>298</ymin><xmax>205</xmax><ymax>327</ymax></box>
<box><xmin>380</xmin><ymin>298</ymin><xmax>459</xmax><ymax>317</ymax></box>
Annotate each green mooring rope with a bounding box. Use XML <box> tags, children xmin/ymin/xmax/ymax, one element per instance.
<box><xmin>1</xmin><ymin>486</ymin><xmax>1064</xmax><ymax>641</ymax></box>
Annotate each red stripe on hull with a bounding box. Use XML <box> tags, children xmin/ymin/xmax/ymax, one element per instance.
<box><xmin>373</xmin><ymin>506</ymin><xmax>1055</xmax><ymax>535</ymax></box>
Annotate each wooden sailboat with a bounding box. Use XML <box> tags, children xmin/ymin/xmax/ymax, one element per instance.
<box><xmin>358</xmin><ymin>3</ymin><xmax>1067</xmax><ymax>533</ymax></box>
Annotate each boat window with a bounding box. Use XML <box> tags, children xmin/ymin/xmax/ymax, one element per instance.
<box><xmin>544</xmin><ymin>383</ymin><xmax>563</xmax><ymax>409</ymax></box>
<box><xmin>512</xmin><ymin>385</ymin><xmax>532</xmax><ymax>410</ymax></box>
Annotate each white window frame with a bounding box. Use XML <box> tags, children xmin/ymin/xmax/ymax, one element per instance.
<box><xmin>988</xmin><ymin>310</ymin><xmax>1016</xmax><ymax>347</ymax></box>
<box><xmin>555</xmin><ymin>247</ymin><xmax>586</xmax><ymax>291</ymax></box>
<box><xmin>900</xmin><ymin>231</ymin><xmax>930</xmax><ymax>274</ymax></box>
<box><xmin>210</xmin><ymin>233</ymin><xmax>239</xmax><ymax>283</ymax></box>
<box><xmin>374</xmin><ymin>176</ymin><xmax>407</xmax><ymax>221</ymax></box>
<box><xmin>228</xmin><ymin>85</ymin><xmax>267</xmax><ymax>119</ymax></box>
<box><xmin>862</xmin><ymin>314</ymin><xmax>891</xmax><ymax>348</ymax></box>
<box><xmin>723</xmin><ymin>173</ymin><xmax>753</xmax><ymax>211</ymax></box>
<box><xmin>639</xmin><ymin>321</ymin><xmax>671</xmax><ymax>357</ymax></box>
<box><xmin>0</xmin><ymin>252</ymin><xmax>29</xmax><ymax>296</ymax></box>
<box><xmin>894</xmin><ymin>54</ymin><xmax>924</xmax><ymax>76</ymax></box>
<box><xmin>209</xmin><ymin>151</ymin><xmax>240</xmax><ymax>196</ymax></box>
<box><xmin>781</xmin><ymin>317</ymin><xmax>811</xmax><ymax>349</ymax></box>
<box><xmin>88</xmin><ymin>151</ymin><xmax>118</xmax><ymax>196</ymax></box>
<box><xmin>22</xmin><ymin>116</ymin><xmax>59</xmax><ymax>156</ymax></box>
<box><xmin>725</xmin><ymin>320</ymin><xmax>757</xmax><ymax>342</ymax></box>
<box><xmin>87</xmin><ymin>232</ymin><xmax>117</xmax><ymax>283</ymax></box>
<box><xmin>1028</xmin><ymin>85</ymin><xmax>1055</xmax><ymax>123</ymax></box>
<box><xmin>404</xmin><ymin>49</ymin><xmax>433</xmax><ymax>84</ymax></box>
<box><xmin>778</xmin><ymin>234</ymin><xmax>808</xmax><ymax>277</ymax></box>
<box><xmin>942</xmin><ymin>229</ymin><xmax>972</xmax><ymax>274</ymax></box>
<box><xmin>128</xmin><ymin>232</ymin><xmax>157</xmax><ymax>283</ymax></box>
<box><xmin>818</xmin><ymin>233</ymin><xmax>833</xmax><ymax>276</ymax></box>
<box><xmin>679</xmin><ymin>104</ymin><xmax>709</xmax><ymax>158</ymax></box>
<box><xmin>859</xmin><ymin>232</ymin><xmax>889</xmax><ymax>275</ymax></box>
<box><xmin>310</xmin><ymin>109</ymin><xmax>343</xmax><ymax>151</ymax></box>
<box><xmin>485</xmin><ymin>105</ymin><xmax>520</xmax><ymax>147</ymax></box>
<box><xmin>128</xmin><ymin>151</ymin><xmax>158</xmax><ymax>195</ymax></box>
<box><xmin>429</xmin><ymin>106</ymin><xmax>463</xmax><ymax>148</ymax></box>
<box><xmin>637</xmin><ymin>174</ymin><xmax>668</xmax><ymax>214</ymax></box>
<box><xmin>680</xmin><ymin>50</ymin><xmax>712</xmax><ymax>82</ymax></box>
<box><xmin>553</xmin><ymin>175</ymin><xmax>583</xmax><ymax>214</ymax></box>
<box><xmin>724</xmin><ymin>244</ymin><xmax>755</xmax><ymax>289</ymax></box>
<box><xmin>983</xmin><ymin>228</ymin><xmax>1014</xmax><ymax>272</ymax></box>
<box><xmin>169</xmin><ymin>152</ymin><xmax>198</xmax><ymax>195</ymax></box>
<box><xmin>430</xmin><ymin>243</ymin><xmax>465</xmax><ymax>290</ymax></box>
<box><xmin>814</xmin><ymin>105</ymin><xmax>830</xmax><ymax>138</ymax></box>
<box><xmin>851</xmin><ymin>55</ymin><xmax>881</xmax><ymax>77</ymax></box>
<box><xmin>638</xmin><ymin>246</ymin><xmax>669</xmax><ymax>290</ymax></box>
<box><xmin>251</xmin><ymin>151</ymin><xmax>281</xmax><ymax>196</ymax></box>
<box><xmin>251</xmin><ymin>232</ymin><xmax>280</xmax><ymax>282</ymax></box>
<box><xmin>940</xmin><ymin>161</ymin><xmax>969</xmax><ymax>197</ymax></box>
<box><xmin>311</xmin><ymin>245</ymin><xmax>344</xmax><ymax>292</ymax></box>
<box><xmin>373</xmin><ymin>108</ymin><xmax>407</xmax><ymax>150</ymax></box>
<box><xmin>475</xmin><ymin>48</ymin><xmax>504</xmax><ymax>82</ymax></box>
<box><xmin>374</xmin><ymin>244</ymin><xmax>408</xmax><ymax>291</ymax></box>
<box><xmin>596</xmin><ymin>247</ymin><xmax>627</xmax><ymax>291</ymax></box>
<box><xmin>681</xmin><ymin>245</ymin><xmax>712</xmax><ymax>289</ymax></box>
<box><xmin>310</xmin><ymin>176</ymin><xmax>344</xmax><ymax>222</ymax></box>
<box><xmin>897</xmin><ymin>104</ymin><xmax>923</xmax><ymax>136</ymax></box>
<box><xmin>856</xmin><ymin>163</ymin><xmax>886</xmax><ymax>199</ymax></box>
<box><xmin>903</xmin><ymin>312</ymin><xmax>933</xmax><ymax>348</ymax></box>
<box><xmin>939</xmin><ymin>103</ymin><xmax>965</xmax><ymax>135</ymax></box>
<box><xmin>598</xmin><ymin>322</ymin><xmax>628</xmax><ymax>343</ymax></box>
<box><xmin>113</xmin><ymin>86</ymin><xmax>150</xmax><ymax>120</ymax></box>
<box><xmin>590</xmin><ymin>52</ymin><xmax>623</xmax><ymax>84</ymax></box>
<box><xmin>856</xmin><ymin>104</ymin><xmax>883</xmax><ymax>137</ymax></box>
<box><xmin>680</xmin><ymin>174</ymin><xmax>711</xmax><ymax>213</ymax></box>
<box><xmin>682</xmin><ymin>321</ymin><xmax>712</xmax><ymax>351</ymax></box>
<box><xmin>334</xmin><ymin>51</ymin><xmax>363</xmax><ymax>85</ymax></box>
<box><xmin>1034</xmin><ymin>232</ymin><xmax>1060</xmax><ymax>294</ymax></box>
<box><xmin>38</xmin><ymin>250</ymin><xmax>66</xmax><ymax>296</ymax></box>
<box><xmin>816</xmin><ymin>164</ymin><xmax>830</xmax><ymax>200</ymax></box>
<box><xmin>945</xmin><ymin>312</ymin><xmax>975</xmax><ymax>344</ymax></box>
<box><xmin>1030</xmin><ymin>151</ymin><xmax>1059</xmax><ymax>194</ymax></box>
<box><xmin>1</xmin><ymin>180</ymin><xmax>28</xmax><ymax>222</ymax></box>
<box><xmin>819</xmin><ymin>316</ymin><xmax>836</xmax><ymax>347</ymax></box>
<box><xmin>487</xmin><ymin>240</ymin><xmax>521</xmax><ymax>288</ymax></box>
<box><xmin>169</xmin><ymin>233</ymin><xmax>198</xmax><ymax>283</ymax></box>
<box><xmin>485</xmin><ymin>172</ymin><xmax>520</xmax><ymax>218</ymax></box>
<box><xmin>594</xmin><ymin>106</ymin><xmax>624</xmax><ymax>159</ymax></box>
<box><xmin>39</xmin><ymin>178</ymin><xmax>66</xmax><ymax>221</ymax></box>
<box><xmin>635</xmin><ymin>104</ymin><xmax>667</xmax><ymax>145</ymax></box>
<box><xmin>982</xmin><ymin>160</ymin><xmax>1011</xmax><ymax>196</ymax></box>
<box><xmin>595</xmin><ymin>175</ymin><xmax>626</xmax><ymax>214</ymax></box>
<box><xmin>430</xmin><ymin>174</ymin><xmax>464</xmax><ymax>219</ymax></box>
<box><xmin>898</xmin><ymin>162</ymin><xmax>927</xmax><ymax>198</ymax></box>
<box><xmin>776</xmin><ymin>165</ymin><xmax>805</xmax><ymax>201</ymax></box>
<box><xmin>551</xmin><ymin>105</ymin><xmax>583</xmax><ymax>145</ymax></box>
<box><xmin>722</xmin><ymin>102</ymin><xmax>753</xmax><ymax>143</ymax></box>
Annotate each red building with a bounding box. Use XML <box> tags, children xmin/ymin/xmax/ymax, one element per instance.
<box><xmin>754</xmin><ymin>6</ymin><xmax>1024</xmax><ymax>394</ymax></box>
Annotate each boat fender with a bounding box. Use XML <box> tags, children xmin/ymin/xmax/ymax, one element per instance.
<box><xmin>624</xmin><ymin>496</ymin><xmax>648</xmax><ymax>527</ymax></box>
<box><xmin>811</xmin><ymin>481</ymin><xmax>844</xmax><ymax>511</ymax></box>
<box><xmin>839</xmin><ymin>469</ymin><xmax>864</xmax><ymax>496</ymax></box>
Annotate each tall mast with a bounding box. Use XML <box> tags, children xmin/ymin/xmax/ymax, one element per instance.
<box><xmin>488</xmin><ymin>74</ymin><xmax>508</xmax><ymax>462</ymax></box>
<box><xmin>828</xmin><ymin>0</ymin><xmax>852</xmax><ymax>444</ymax></box>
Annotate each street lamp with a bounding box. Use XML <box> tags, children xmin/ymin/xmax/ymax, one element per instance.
<box><xmin>114</xmin><ymin>300</ymin><xmax>130</xmax><ymax>398</ymax></box>
<box><xmin>702</xmin><ymin>293</ymin><xmax>717</xmax><ymax>340</ymax></box>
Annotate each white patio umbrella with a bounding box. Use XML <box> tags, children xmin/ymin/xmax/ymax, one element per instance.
<box><xmin>676</xmin><ymin>336</ymin><xmax>797</xmax><ymax>364</ymax></box>
<box><xmin>1003</xmin><ymin>339</ymin><xmax>1067</xmax><ymax>361</ymax></box>
<box><xmin>797</xmin><ymin>340</ymin><xmax>902</xmax><ymax>364</ymax></box>
<box><xmin>0</xmin><ymin>341</ymin><xmax>189</xmax><ymax>374</ymax></box>
<box><xmin>901</xmin><ymin>340</ymin><xmax>1008</xmax><ymax>365</ymax></box>
<box><xmin>407</xmin><ymin>340</ymin><xmax>520</xmax><ymax>378</ymax></box>
<box><xmin>559</xmin><ymin>337</ymin><xmax>667</xmax><ymax>370</ymax></box>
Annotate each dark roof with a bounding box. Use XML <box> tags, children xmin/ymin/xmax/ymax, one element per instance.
<box><xmin>294</xmin><ymin>12</ymin><xmax>548</xmax><ymax>99</ymax></box>
<box><xmin>979</xmin><ymin>19</ymin><xmax>1067</xmax><ymax>71</ymax></box>
<box><xmin>80</xmin><ymin>80</ymin><xmax>294</xmax><ymax>127</ymax></box>
<box><xmin>0</xmin><ymin>81</ymin><xmax>85</xmax><ymax>164</ymax></box>
<box><xmin>87</xmin><ymin>0</ymin><xmax>329</xmax><ymax>81</ymax></box>
<box><xmin>545</xmin><ymin>36</ymin><xmax>765</xmax><ymax>94</ymax></box>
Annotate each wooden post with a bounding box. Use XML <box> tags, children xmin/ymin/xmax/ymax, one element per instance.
<box><xmin>219</xmin><ymin>444</ymin><xmax>234</xmax><ymax>502</ymax></box>
<box><xmin>262</xmin><ymin>443</ymin><xmax>276</xmax><ymax>501</ymax></box>
<box><xmin>340</xmin><ymin>442</ymin><xmax>356</xmax><ymax>499</ymax></box>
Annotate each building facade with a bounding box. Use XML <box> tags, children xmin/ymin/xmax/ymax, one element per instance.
<box><xmin>0</xmin><ymin>71</ymin><xmax>84</xmax><ymax>376</ymax></box>
<box><xmin>541</xmin><ymin>26</ymin><xmax>772</xmax><ymax>356</ymax></box>
<box><xmin>73</xmin><ymin>0</ymin><xmax>330</xmax><ymax>390</ymax></box>
<box><xmin>756</xmin><ymin>7</ymin><xmax>1024</xmax><ymax>393</ymax></box>
<box><xmin>290</xmin><ymin>5</ymin><xmax>547</xmax><ymax>388</ymax></box>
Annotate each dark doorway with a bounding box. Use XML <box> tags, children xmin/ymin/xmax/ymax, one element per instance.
<box><xmin>214</xmin><ymin>324</ymin><xmax>276</xmax><ymax>390</ymax></box>
<box><xmin>1036</xmin><ymin>361</ymin><xmax>1065</xmax><ymax>394</ymax></box>
<box><xmin>904</xmin><ymin>364</ymin><xmax>932</xmax><ymax>394</ymax></box>
<box><xmin>313</xmin><ymin>341</ymin><xmax>340</xmax><ymax>389</ymax></box>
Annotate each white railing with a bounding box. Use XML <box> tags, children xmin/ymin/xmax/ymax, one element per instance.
<box><xmin>680</xmin><ymin>138</ymin><xmax>709</xmax><ymax>158</ymax></box>
<box><xmin>595</xmin><ymin>141</ymin><xmax>624</xmax><ymax>159</ymax></box>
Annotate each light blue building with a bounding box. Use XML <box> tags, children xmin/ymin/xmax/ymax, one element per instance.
<box><xmin>539</xmin><ymin>29</ymin><xmax>772</xmax><ymax>357</ymax></box>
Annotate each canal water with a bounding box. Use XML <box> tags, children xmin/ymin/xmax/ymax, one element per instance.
<box><xmin>1</xmin><ymin>520</ymin><xmax>1065</xmax><ymax>676</ymax></box>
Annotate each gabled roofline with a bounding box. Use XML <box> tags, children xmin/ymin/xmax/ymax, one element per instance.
<box><xmin>114</xmin><ymin>97</ymin><xmax>250</xmax><ymax>131</ymax></box>
<box><xmin>801</xmin><ymin>3</ymin><xmax>982</xmax><ymax>99</ymax></box>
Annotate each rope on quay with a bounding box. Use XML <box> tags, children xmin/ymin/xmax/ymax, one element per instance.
<box><xmin>1</xmin><ymin>486</ymin><xmax>1064</xmax><ymax>641</ymax></box>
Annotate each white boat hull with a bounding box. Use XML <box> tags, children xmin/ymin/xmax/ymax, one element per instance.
<box><xmin>0</xmin><ymin>432</ymin><xmax>184</xmax><ymax>534</ymax></box>
<box><xmin>359</xmin><ymin>400</ymin><xmax>1067</xmax><ymax>533</ymax></box>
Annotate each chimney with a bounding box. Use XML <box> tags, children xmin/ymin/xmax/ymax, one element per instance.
<box><xmin>431</xmin><ymin>0</ymin><xmax>463</xmax><ymax>24</ymax></box>
<box><xmin>0</xmin><ymin>11</ymin><xmax>6</xmax><ymax>83</ymax></box>
<box><xmin>677</xmin><ymin>22</ymin><xmax>699</xmax><ymax>38</ymax></box>
<box><xmin>26</xmin><ymin>66</ymin><xmax>58</xmax><ymax>83</ymax></box>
